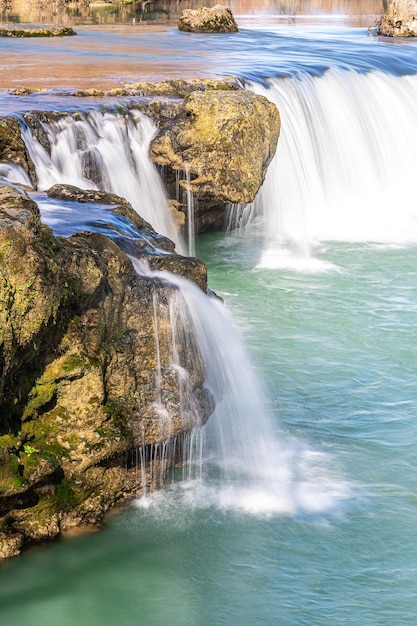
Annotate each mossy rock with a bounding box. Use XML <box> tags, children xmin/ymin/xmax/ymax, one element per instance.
<box><xmin>0</xmin><ymin>184</ymin><xmax>213</xmax><ymax>556</ymax></box>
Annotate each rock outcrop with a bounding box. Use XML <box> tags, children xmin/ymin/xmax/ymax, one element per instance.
<box><xmin>0</xmin><ymin>184</ymin><xmax>212</xmax><ymax>558</ymax></box>
<box><xmin>178</xmin><ymin>5</ymin><xmax>239</xmax><ymax>33</ymax></box>
<box><xmin>150</xmin><ymin>89</ymin><xmax>280</xmax><ymax>205</ymax></box>
<box><xmin>376</xmin><ymin>0</ymin><xmax>417</xmax><ymax>36</ymax></box>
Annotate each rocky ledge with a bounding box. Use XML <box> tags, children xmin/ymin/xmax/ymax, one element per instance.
<box><xmin>0</xmin><ymin>184</ymin><xmax>212</xmax><ymax>558</ymax></box>
<box><xmin>376</xmin><ymin>0</ymin><xmax>417</xmax><ymax>37</ymax></box>
<box><xmin>4</xmin><ymin>79</ymin><xmax>280</xmax><ymax>233</ymax></box>
<box><xmin>0</xmin><ymin>24</ymin><xmax>76</xmax><ymax>37</ymax></box>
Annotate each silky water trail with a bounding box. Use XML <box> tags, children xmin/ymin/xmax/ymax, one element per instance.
<box><xmin>2</xmin><ymin>28</ymin><xmax>417</xmax><ymax>625</ymax></box>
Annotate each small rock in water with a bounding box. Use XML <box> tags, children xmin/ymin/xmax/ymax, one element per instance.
<box><xmin>177</xmin><ymin>4</ymin><xmax>239</xmax><ymax>33</ymax></box>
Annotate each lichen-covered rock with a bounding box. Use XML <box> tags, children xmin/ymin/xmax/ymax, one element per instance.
<box><xmin>0</xmin><ymin>185</ymin><xmax>213</xmax><ymax>556</ymax></box>
<box><xmin>178</xmin><ymin>4</ymin><xmax>239</xmax><ymax>33</ymax></box>
<box><xmin>150</xmin><ymin>89</ymin><xmax>280</xmax><ymax>204</ymax></box>
<box><xmin>376</xmin><ymin>0</ymin><xmax>417</xmax><ymax>36</ymax></box>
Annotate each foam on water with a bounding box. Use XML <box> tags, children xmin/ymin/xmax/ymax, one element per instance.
<box><xmin>257</xmin><ymin>245</ymin><xmax>339</xmax><ymax>273</ymax></box>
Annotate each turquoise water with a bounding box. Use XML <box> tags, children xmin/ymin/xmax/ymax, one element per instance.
<box><xmin>1</xmin><ymin>234</ymin><xmax>417</xmax><ymax>624</ymax></box>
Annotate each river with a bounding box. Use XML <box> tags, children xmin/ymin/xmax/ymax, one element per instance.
<box><xmin>1</xmin><ymin>6</ymin><xmax>417</xmax><ymax>626</ymax></box>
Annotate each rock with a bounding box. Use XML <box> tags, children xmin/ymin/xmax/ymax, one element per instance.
<box><xmin>376</xmin><ymin>0</ymin><xmax>417</xmax><ymax>36</ymax></box>
<box><xmin>178</xmin><ymin>4</ymin><xmax>239</xmax><ymax>33</ymax></box>
<box><xmin>122</xmin><ymin>78</ymin><xmax>240</xmax><ymax>97</ymax></box>
<box><xmin>0</xmin><ymin>185</ymin><xmax>213</xmax><ymax>556</ymax></box>
<box><xmin>150</xmin><ymin>89</ymin><xmax>280</xmax><ymax>204</ymax></box>
<box><xmin>0</xmin><ymin>24</ymin><xmax>76</xmax><ymax>37</ymax></box>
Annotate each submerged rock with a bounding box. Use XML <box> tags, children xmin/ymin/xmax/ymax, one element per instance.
<box><xmin>150</xmin><ymin>89</ymin><xmax>280</xmax><ymax>204</ymax></box>
<box><xmin>0</xmin><ymin>184</ymin><xmax>212</xmax><ymax>557</ymax></box>
<box><xmin>376</xmin><ymin>0</ymin><xmax>417</xmax><ymax>36</ymax></box>
<box><xmin>178</xmin><ymin>4</ymin><xmax>239</xmax><ymax>33</ymax></box>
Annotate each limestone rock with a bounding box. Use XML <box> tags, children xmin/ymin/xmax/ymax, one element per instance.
<box><xmin>178</xmin><ymin>5</ymin><xmax>239</xmax><ymax>33</ymax></box>
<box><xmin>150</xmin><ymin>89</ymin><xmax>280</xmax><ymax>204</ymax></box>
<box><xmin>376</xmin><ymin>0</ymin><xmax>417</xmax><ymax>36</ymax></box>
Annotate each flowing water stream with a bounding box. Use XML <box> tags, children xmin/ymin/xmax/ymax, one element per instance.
<box><xmin>1</xmin><ymin>17</ymin><xmax>417</xmax><ymax>626</ymax></box>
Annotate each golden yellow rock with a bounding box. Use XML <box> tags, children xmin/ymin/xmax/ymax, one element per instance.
<box><xmin>150</xmin><ymin>90</ymin><xmax>280</xmax><ymax>204</ymax></box>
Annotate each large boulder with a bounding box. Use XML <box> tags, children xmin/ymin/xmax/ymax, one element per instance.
<box><xmin>150</xmin><ymin>89</ymin><xmax>280</xmax><ymax>205</ymax></box>
<box><xmin>376</xmin><ymin>0</ymin><xmax>417</xmax><ymax>36</ymax></box>
<box><xmin>178</xmin><ymin>4</ymin><xmax>239</xmax><ymax>33</ymax></box>
<box><xmin>0</xmin><ymin>184</ymin><xmax>213</xmax><ymax>557</ymax></box>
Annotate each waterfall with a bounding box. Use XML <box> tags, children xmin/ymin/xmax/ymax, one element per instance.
<box><xmin>0</xmin><ymin>162</ymin><xmax>32</xmax><ymax>188</ymax></box>
<box><xmin>243</xmin><ymin>69</ymin><xmax>417</xmax><ymax>268</ymax></box>
<box><xmin>19</xmin><ymin>108</ymin><xmax>180</xmax><ymax>247</ymax></box>
<box><xmin>184</xmin><ymin>166</ymin><xmax>196</xmax><ymax>258</ymax></box>
<box><xmin>132</xmin><ymin>259</ymin><xmax>349</xmax><ymax>515</ymax></box>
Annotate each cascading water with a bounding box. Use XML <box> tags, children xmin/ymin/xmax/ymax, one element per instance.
<box><xmin>10</xmin><ymin>99</ymin><xmax>352</xmax><ymax>516</ymax></box>
<box><xmin>19</xmin><ymin>107</ymin><xmax>180</xmax><ymax>247</ymax></box>
<box><xmin>132</xmin><ymin>259</ymin><xmax>349</xmax><ymax>515</ymax></box>
<box><xmin>237</xmin><ymin>69</ymin><xmax>417</xmax><ymax>269</ymax></box>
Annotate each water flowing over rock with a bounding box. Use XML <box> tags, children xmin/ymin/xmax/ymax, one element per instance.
<box><xmin>376</xmin><ymin>0</ymin><xmax>417</xmax><ymax>36</ymax></box>
<box><xmin>177</xmin><ymin>5</ymin><xmax>239</xmax><ymax>33</ymax></box>
<box><xmin>0</xmin><ymin>89</ymin><xmax>280</xmax><ymax>555</ymax></box>
<box><xmin>0</xmin><ymin>183</ymin><xmax>212</xmax><ymax>557</ymax></box>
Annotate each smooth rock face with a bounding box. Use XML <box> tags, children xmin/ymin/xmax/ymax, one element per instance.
<box><xmin>177</xmin><ymin>4</ymin><xmax>239</xmax><ymax>33</ymax></box>
<box><xmin>376</xmin><ymin>0</ymin><xmax>417</xmax><ymax>36</ymax></box>
<box><xmin>0</xmin><ymin>184</ymin><xmax>212</xmax><ymax>557</ymax></box>
<box><xmin>150</xmin><ymin>90</ymin><xmax>280</xmax><ymax>204</ymax></box>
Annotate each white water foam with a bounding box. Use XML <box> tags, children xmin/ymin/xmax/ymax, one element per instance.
<box><xmin>243</xmin><ymin>69</ymin><xmax>417</xmax><ymax>268</ymax></box>
<box><xmin>132</xmin><ymin>260</ymin><xmax>352</xmax><ymax>517</ymax></box>
<box><xmin>257</xmin><ymin>245</ymin><xmax>338</xmax><ymax>273</ymax></box>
